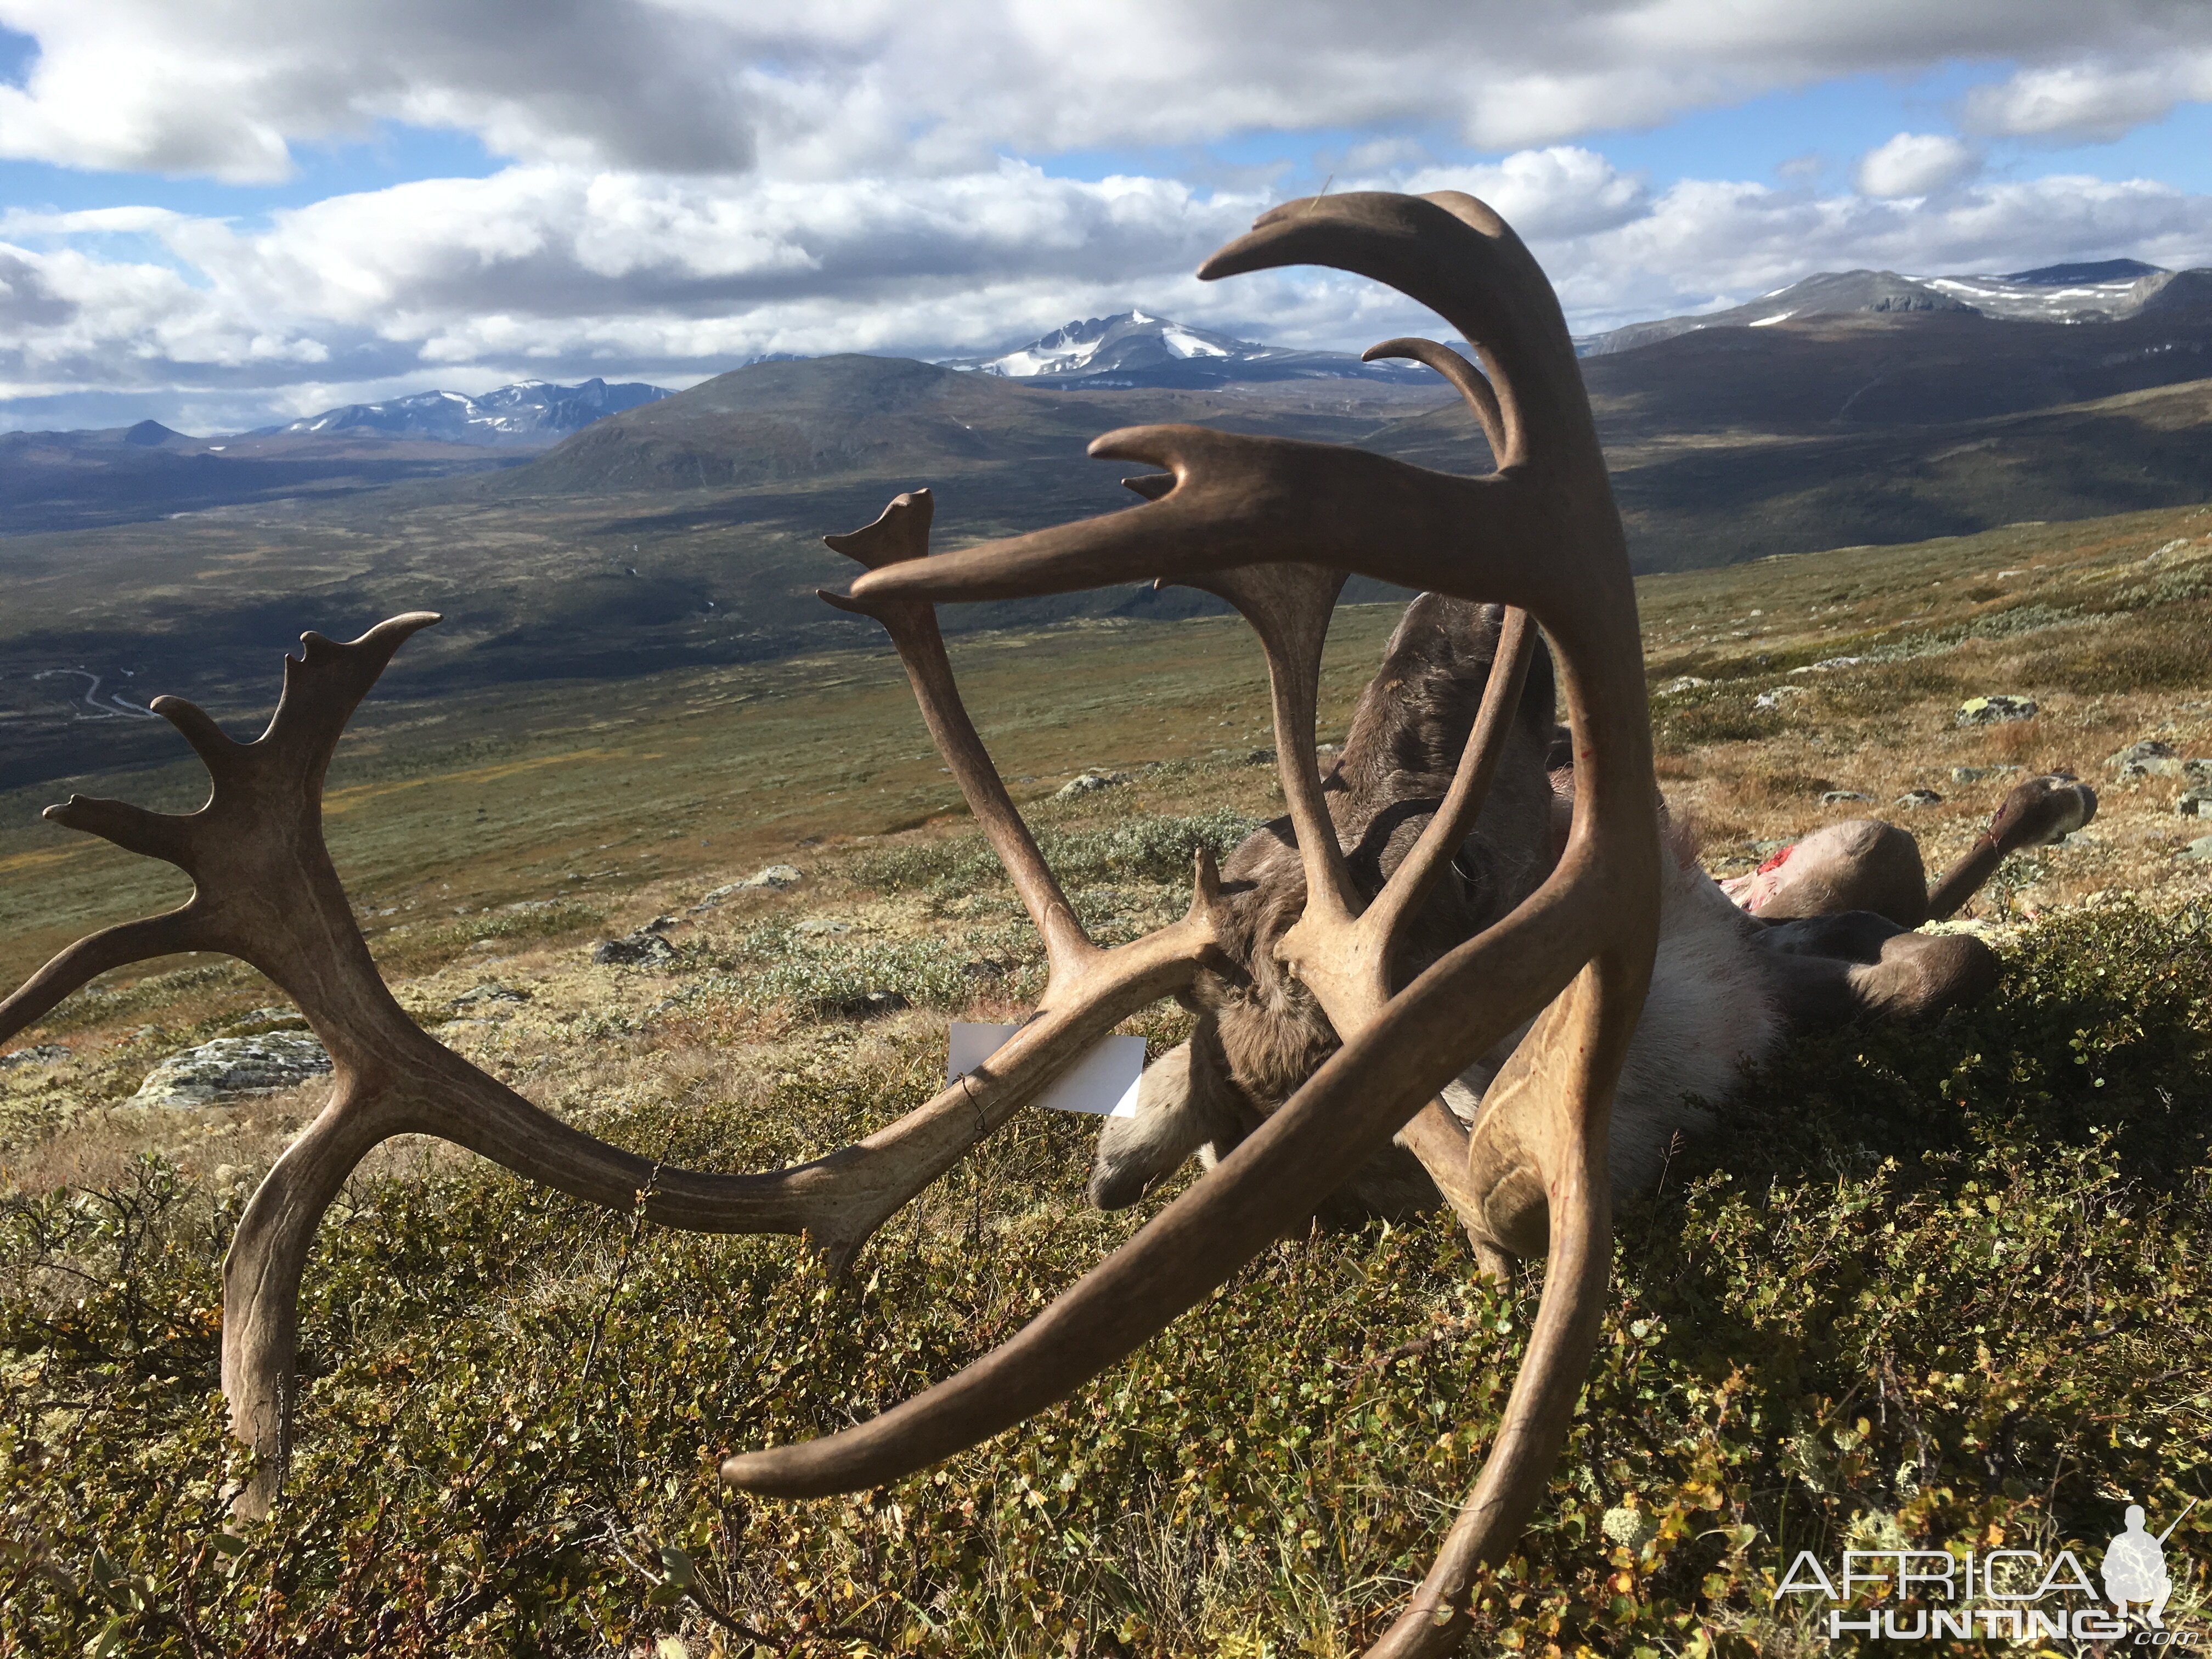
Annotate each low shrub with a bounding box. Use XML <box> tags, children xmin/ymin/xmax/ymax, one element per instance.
<box><xmin>2</xmin><ymin>906</ymin><xmax>2206</xmax><ymax>1656</ymax></box>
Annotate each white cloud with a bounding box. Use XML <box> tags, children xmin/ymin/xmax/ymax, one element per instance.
<box><xmin>1854</xmin><ymin>132</ymin><xmax>1979</xmax><ymax>198</ymax></box>
<box><xmin>3</xmin><ymin>2</ymin><xmax>2211</xmax><ymax>182</ymax></box>
<box><xmin>1961</xmin><ymin>55</ymin><xmax>2212</xmax><ymax>141</ymax></box>
<box><xmin>3</xmin><ymin>2</ymin><xmax>2212</xmax><ymax>427</ymax></box>
<box><xmin>1400</xmin><ymin>148</ymin><xmax>1650</xmax><ymax>240</ymax></box>
<box><xmin>0</xmin><ymin>0</ymin><xmax>759</xmax><ymax>181</ymax></box>
<box><xmin>5</xmin><ymin>144</ymin><xmax>2209</xmax><ymax>431</ymax></box>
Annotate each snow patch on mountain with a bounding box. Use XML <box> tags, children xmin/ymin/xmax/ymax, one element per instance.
<box><xmin>258</xmin><ymin>377</ymin><xmax>673</xmax><ymax>447</ymax></box>
<box><xmin>944</xmin><ymin>311</ymin><xmax>1432</xmax><ymax>387</ymax></box>
<box><xmin>1576</xmin><ymin>258</ymin><xmax>2206</xmax><ymax>356</ymax></box>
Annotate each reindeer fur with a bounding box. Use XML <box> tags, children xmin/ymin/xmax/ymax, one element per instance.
<box><xmin>1091</xmin><ymin>591</ymin><xmax>1994</xmax><ymax>1224</ymax></box>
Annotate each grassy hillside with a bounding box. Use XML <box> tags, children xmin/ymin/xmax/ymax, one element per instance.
<box><xmin>2</xmin><ymin>502</ymin><xmax>2209</xmax><ymax>1653</ymax></box>
<box><xmin>1376</xmin><ymin>374</ymin><xmax>2212</xmax><ymax>572</ymax></box>
<box><xmin>0</xmin><ymin>425</ymin><xmax>524</xmax><ymax>535</ymax></box>
<box><xmin>8</xmin><ymin>340</ymin><xmax>2211</xmax><ymax>796</ymax></box>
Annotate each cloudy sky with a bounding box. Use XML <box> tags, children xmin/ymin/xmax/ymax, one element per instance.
<box><xmin>3</xmin><ymin>0</ymin><xmax>2210</xmax><ymax>433</ymax></box>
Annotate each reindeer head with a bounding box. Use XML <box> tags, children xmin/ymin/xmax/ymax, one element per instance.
<box><xmin>1088</xmin><ymin>596</ymin><xmax>1565</xmax><ymax>1223</ymax></box>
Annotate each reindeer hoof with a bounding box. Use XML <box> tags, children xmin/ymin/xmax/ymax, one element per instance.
<box><xmin>1994</xmin><ymin>776</ymin><xmax>2097</xmax><ymax>851</ymax></box>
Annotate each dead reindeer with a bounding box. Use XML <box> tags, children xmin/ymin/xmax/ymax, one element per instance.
<box><xmin>3</xmin><ymin>189</ymin><xmax>2095</xmax><ymax>1656</ymax></box>
<box><xmin>1088</xmin><ymin>597</ymin><xmax>2098</xmax><ymax>1268</ymax></box>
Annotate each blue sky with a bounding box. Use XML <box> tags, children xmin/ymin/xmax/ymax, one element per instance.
<box><xmin>2</xmin><ymin>1</ymin><xmax>2209</xmax><ymax>433</ymax></box>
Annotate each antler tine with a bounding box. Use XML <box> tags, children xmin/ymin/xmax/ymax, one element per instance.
<box><xmin>1363</xmin><ymin>984</ymin><xmax>1617</xmax><ymax>1655</ymax></box>
<box><xmin>1362</xmin><ymin>606</ymin><xmax>1539</xmax><ymax>964</ymax></box>
<box><xmin>819</xmin><ymin>489</ymin><xmax>1097</xmax><ymax>988</ymax></box>
<box><xmin>0</xmin><ymin>911</ymin><xmax>204</xmax><ymax>1045</ymax></box>
<box><xmin>259</xmin><ymin>612</ymin><xmax>443</xmax><ymax>783</ymax></box>
<box><xmin>1122</xmin><ymin>476</ymin><xmax>1361</xmax><ymax>926</ymax></box>
<box><xmin>1363</xmin><ymin>336</ymin><xmax>1513</xmax><ymax>467</ymax></box>
<box><xmin>222</xmin><ymin>1080</ymin><xmax>403</xmax><ymax>1515</ymax></box>
<box><xmin>1166</xmin><ymin>556</ymin><xmax>1361</xmax><ymax>929</ymax></box>
<box><xmin>1272</xmin><ymin>605</ymin><xmax>1535</xmax><ymax>1059</ymax></box>
<box><xmin>1335</xmin><ymin>606</ymin><xmax>1539</xmax><ymax>1254</ymax></box>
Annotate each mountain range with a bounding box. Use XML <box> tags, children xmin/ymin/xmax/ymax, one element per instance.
<box><xmin>1577</xmin><ymin>259</ymin><xmax>2208</xmax><ymax>355</ymax></box>
<box><xmin>251</xmin><ymin>376</ymin><xmax>673</xmax><ymax>446</ymax></box>
<box><xmin>6</xmin><ymin>249</ymin><xmax>2212</xmax><ymax>792</ymax></box>
<box><xmin>939</xmin><ymin>310</ymin><xmax>1432</xmax><ymax>388</ymax></box>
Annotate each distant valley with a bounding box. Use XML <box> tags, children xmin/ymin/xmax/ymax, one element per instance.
<box><xmin>3</xmin><ymin>265</ymin><xmax>2209</xmax><ymax>794</ymax></box>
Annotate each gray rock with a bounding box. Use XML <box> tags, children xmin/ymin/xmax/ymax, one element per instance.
<box><xmin>1</xmin><ymin>1043</ymin><xmax>70</xmax><ymax>1069</ymax></box>
<box><xmin>1956</xmin><ymin>695</ymin><xmax>2037</xmax><ymax>726</ymax></box>
<box><xmin>692</xmin><ymin>866</ymin><xmax>803</xmax><ymax>909</ymax></box>
<box><xmin>1950</xmin><ymin>764</ymin><xmax>2024</xmax><ymax>783</ymax></box>
<box><xmin>1056</xmin><ymin>770</ymin><xmax>1131</xmax><ymax>798</ymax></box>
<box><xmin>2110</xmin><ymin>738</ymin><xmax>2181</xmax><ymax>781</ymax></box>
<box><xmin>2188</xmin><ymin>759</ymin><xmax>2212</xmax><ymax>787</ymax></box>
<box><xmin>738</xmin><ymin>864</ymin><xmax>803</xmax><ymax>890</ymax></box>
<box><xmin>1820</xmin><ymin>790</ymin><xmax>1873</xmax><ymax>806</ymax></box>
<box><xmin>1245</xmin><ymin>748</ymin><xmax>1276</xmax><ymax>766</ymax></box>
<box><xmin>129</xmin><ymin>1033</ymin><xmax>331</xmax><ymax>1108</ymax></box>
<box><xmin>1753</xmin><ymin>686</ymin><xmax>1805</xmax><ymax>709</ymax></box>
<box><xmin>2185</xmin><ymin>834</ymin><xmax>2212</xmax><ymax>861</ymax></box>
<box><xmin>832</xmin><ymin>989</ymin><xmax>910</xmax><ymax>1019</ymax></box>
<box><xmin>591</xmin><ymin>930</ymin><xmax>677</xmax><ymax>967</ymax></box>
<box><xmin>1895</xmin><ymin>789</ymin><xmax>1944</xmax><ymax>809</ymax></box>
<box><xmin>2179</xmin><ymin>787</ymin><xmax>2212</xmax><ymax>819</ymax></box>
<box><xmin>1657</xmin><ymin>675</ymin><xmax>1709</xmax><ymax>695</ymax></box>
<box><xmin>453</xmin><ymin>982</ymin><xmax>531</xmax><ymax>1006</ymax></box>
<box><xmin>962</xmin><ymin>958</ymin><xmax>1007</xmax><ymax>981</ymax></box>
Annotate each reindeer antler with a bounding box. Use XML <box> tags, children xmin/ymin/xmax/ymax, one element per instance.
<box><xmin>725</xmin><ymin>191</ymin><xmax>1662</xmax><ymax>1658</ymax></box>
<box><xmin>3</xmin><ymin>594</ymin><xmax>1224</xmax><ymax>1513</ymax></box>
<box><xmin>11</xmin><ymin>191</ymin><xmax>1658</xmax><ymax>1652</ymax></box>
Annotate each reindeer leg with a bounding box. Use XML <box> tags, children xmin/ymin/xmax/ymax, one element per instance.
<box><xmin>1925</xmin><ymin>774</ymin><xmax>2097</xmax><ymax>919</ymax></box>
<box><xmin>1753</xmin><ymin>910</ymin><xmax>1999</xmax><ymax>1026</ymax></box>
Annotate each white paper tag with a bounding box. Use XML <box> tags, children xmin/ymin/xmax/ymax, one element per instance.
<box><xmin>947</xmin><ymin>1020</ymin><xmax>1145</xmax><ymax>1118</ymax></box>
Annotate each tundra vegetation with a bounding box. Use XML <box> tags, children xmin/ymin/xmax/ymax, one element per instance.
<box><xmin>2</xmin><ymin>500</ymin><xmax>2209</xmax><ymax>1655</ymax></box>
